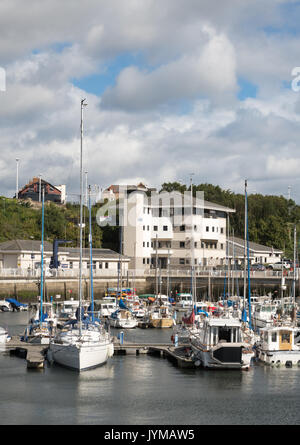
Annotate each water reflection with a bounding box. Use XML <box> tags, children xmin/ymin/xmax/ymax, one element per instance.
<box><xmin>1</xmin><ymin>312</ymin><xmax>300</xmax><ymax>425</ymax></box>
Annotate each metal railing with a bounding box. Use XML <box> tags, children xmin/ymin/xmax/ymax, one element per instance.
<box><xmin>0</xmin><ymin>267</ymin><xmax>298</xmax><ymax>279</ymax></box>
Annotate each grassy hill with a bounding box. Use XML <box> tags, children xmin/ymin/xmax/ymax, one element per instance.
<box><xmin>1</xmin><ymin>181</ymin><xmax>300</xmax><ymax>259</ymax></box>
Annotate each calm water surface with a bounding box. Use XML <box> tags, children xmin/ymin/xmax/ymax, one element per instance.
<box><xmin>0</xmin><ymin>312</ymin><xmax>299</xmax><ymax>425</ymax></box>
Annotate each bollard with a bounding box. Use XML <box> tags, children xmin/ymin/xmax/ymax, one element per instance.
<box><xmin>120</xmin><ymin>331</ymin><xmax>124</xmax><ymax>345</ymax></box>
<box><xmin>174</xmin><ymin>334</ymin><xmax>178</xmax><ymax>347</ymax></box>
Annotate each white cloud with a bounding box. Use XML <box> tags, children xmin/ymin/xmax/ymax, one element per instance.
<box><xmin>1</xmin><ymin>0</ymin><xmax>300</xmax><ymax>204</ymax></box>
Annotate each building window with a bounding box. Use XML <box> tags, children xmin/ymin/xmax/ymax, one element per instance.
<box><xmin>143</xmin><ymin>258</ymin><xmax>146</xmax><ymax>264</ymax></box>
<box><xmin>147</xmin><ymin>225</ymin><xmax>150</xmax><ymax>231</ymax></box>
<box><xmin>194</xmin><ymin>242</ymin><xmax>197</xmax><ymax>248</ymax></box>
<box><xmin>180</xmin><ymin>242</ymin><xmax>185</xmax><ymax>248</ymax></box>
<box><xmin>153</xmin><ymin>226</ymin><xmax>158</xmax><ymax>231</ymax></box>
<box><xmin>147</xmin><ymin>258</ymin><xmax>150</xmax><ymax>264</ymax></box>
<box><xmin>220</xmin><ymin>244</ymin><xmax>224</xmax><ymax>249</ymax></box>
<box><xmin>99</xmin><ymin>262</ymin><xmax>102</xmax><ymax>269</ymax></box>
<box><xmin>180</xmin><ymin>225</ymin><xmax>185</xmax><ymax>231</ymax></box>
<box><xmin>179</xmin><ymin>258</ymin><xmax>185</xmax><ymax>265</ymax></box>
<box><xmin>69</xmin><ymin>261</ymin><xmax>73</xmax><ymax>269</ymax></box>
<box><xmin>221</xmin><ymin>228</ymin><xmax>224</xmax><ymax>234</ymax></box>
<box><xmin>147</xmin><ymin>242</ymin><xmax>149</xmax><ymax>247</ymax></box>
<box><xmin>206</xmin><ymin>226</ymin><xmax>209</xmax><ymax>232</ymax></box>
<box><xmin>143</xmin><ymin>242</ymin><xmax>145</xmax><ymax>247</ymax></box>
<box><xmin>212</xmin><ymin>227</ymin><xmax>215</xmax><ymax>232</ymax></box>
<box><xmin>105</xmin><ymin>262</ymin><xmax>109</xmax><ymax>269</ymax></box>
<box><xmin>143</xmin><ymin>226</ymin><xmax>145</xmax><ymax>231</ymax></box>
<box><xmin>163</xmin><ymin>226</ymin><xmax>168</xmax><ymax>231</ymax></box>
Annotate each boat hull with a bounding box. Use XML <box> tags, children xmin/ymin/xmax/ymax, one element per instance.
<box><xmin>257</xmin><ymin>348</ymin><xmax>300</xmax><ymax>366</ymax></box>
<box><xmin>109</xmin><ymin>318</ymin><xmax>137</xmax><ymax>329</ymax></box>
<box><xmin>0</xmin><ymin>328</ymin><xmax>8</xmax><ymax>344</ymax></box>
<box><xmin>49</xmin><ymin>341</ymin><xmax>113</xmax><ymax>371</ymax></box>
<box><xmin>150</xmin><ymin>318</ymin><xmax>173</xmax><ymax>328</ymax></box>
<box><xmin>191</xmin><ymin>343</ymin><xmax>254</xmax><ymax>369</ymax></box>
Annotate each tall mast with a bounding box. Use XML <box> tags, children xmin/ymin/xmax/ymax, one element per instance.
<box><xmin>88</xmin><ymin>185</ymin><xmax>94</xmax><ymax>322</ymax></box>
<box><xmin>40</xmin><ymin>187</ymin><xmax>45</xmax><ymax>324</ymax></box>
<box><xmin>243</xmin><ymin>180</ymin><xmax>247</xmax><ymax>311</ymax></box>
<box><xmin>293</xmin><ymin>224</ymin><xmax>296</xmax><ymax>305</ymax></box>
<box><xmin>190</xmin><ymin>174</ymin><xmax>195</xmax><ymax>304</ymax></box>
<box><xmin>79</xmin><ymin>98</ymin><xmax>87</xmax><ymax>335</ymax></box>
<box><xmin>245</xmin><ymin>180</ymin><xmax>252</xmax><ymax>329</ymax></box>
<box><xmin>227</xmin><ymin>213</ymin><xmax>230</xmax><ymax>297</ymax></box>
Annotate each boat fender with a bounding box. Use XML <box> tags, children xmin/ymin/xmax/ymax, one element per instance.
<box><xmin>46</xmin><ymin>350</ymin><xmax>54</xmax><ymax>365</ymax></box>
<box><xmin>194</xmin><ymin>360</ymin><xmax>201</xmax><ymax>367</ymax></box>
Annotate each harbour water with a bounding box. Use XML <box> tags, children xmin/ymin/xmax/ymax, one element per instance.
<box><xmin>0</xmin><ymin>311</ymin><xmax>300</xmax><ymax>425</ymax></box>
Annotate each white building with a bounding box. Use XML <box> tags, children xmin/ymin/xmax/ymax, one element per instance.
<box><xmin>0</xmin><ymin>240</ymin><xmax>130</xmax><ymax>273</ymax></box>
<box><xmin>122</xmin><ymin>188</ymin><xmax>235</xmax><ymax>271</ymax></box>
<box><xmin>227</xmin><ymin>236</ymin><xmax>283</xmax><ymax>266</ymax></box>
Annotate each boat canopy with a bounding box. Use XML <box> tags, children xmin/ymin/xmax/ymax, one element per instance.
<box><xmin>6</xmin><ymin>298</ymin><xmax>27</xmax><ymax>308</ymax></box>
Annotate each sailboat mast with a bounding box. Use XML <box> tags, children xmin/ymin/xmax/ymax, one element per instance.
<box><xmin>190</xmin><ymin>174</ymin><xmax>195</xmax><ymax>304</ymax></box>
<box><xmin>40</xmin><ymin>187</ymin><xmax>45</xmax><ymax>324</ymax></box>
<box><xmin>88</xmin><ymin>185</ymin><xmax>94</xmax><ymax>322</ymax></box>
<box><xmin>245</xmin><ymin>180</ymin><xmax>252</xmax><ymax>329</ymax></box>
<box><xmin>243</xmin><ymin>180</ymin><xmax>247</xmax><ymax>310</ymax></box>
<box><xmin>79</xmin><ymin>99</ymin><xmax>87</xmax><ymax>335</ymax></box>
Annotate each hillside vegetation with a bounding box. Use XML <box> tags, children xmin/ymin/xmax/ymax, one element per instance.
<box><xmin>1</xmin><ymin>182</ymin><xmax>299</xmax><ymax>259</ymax></box>
<box><xmin>161</xmin><ymin>182</ymin><xmax>300</xmax><ymax>259</ymax></box>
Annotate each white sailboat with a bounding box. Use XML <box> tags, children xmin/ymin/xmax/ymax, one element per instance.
<box><xmin>49</xmin><ymin>99</ymin><xmax>114</xmax><ymax>371</ymax></box>
<box><xmin>22</xmin><ymin>188</ymin><xmax>57</xmax><ymax>345</ymax></box>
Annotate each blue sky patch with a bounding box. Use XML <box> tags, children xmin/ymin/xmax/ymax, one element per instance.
<box><xmin>238</xmin><ymin>78</ymin><xmax>258</xmax><ymax>100</ymax></box>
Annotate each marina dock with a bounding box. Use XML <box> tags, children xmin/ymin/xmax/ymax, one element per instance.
<box><xmin>5</xmin><ymin>336</ymin><xmax>193</xmax><ymax>369</ymax></box>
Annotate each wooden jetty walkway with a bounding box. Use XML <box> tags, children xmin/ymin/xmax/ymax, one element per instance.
<box><xmin>4</xmin><ymin>336</ymin><xmax>196</xmax><ymax>370</ymax></box>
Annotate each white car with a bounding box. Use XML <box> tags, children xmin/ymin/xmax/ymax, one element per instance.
<box><xmin>268</xmin><ymin>261</ymin><xmax>291</xmax><ymax>271</ymax></box>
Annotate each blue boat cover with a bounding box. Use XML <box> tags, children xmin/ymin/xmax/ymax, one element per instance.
<box><xmin>6</xmin><ymin>298</ymin><xmax>28</xmax><ymax>308</ymax></box>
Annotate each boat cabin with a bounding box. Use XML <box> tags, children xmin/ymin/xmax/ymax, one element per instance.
<box><xmin>260</xmin><ymin>326</ymin><xmax>299</xmax><ymax>351</ymax></box>
<box><xmin>200</xmin><ymin>318</ymin><xmax>242</xmax><ymax>347</ymax></box>
<box><xmin>176</xmin><ymin>293</ymin><xmax>193</xmax><ymax>308</ymax></box>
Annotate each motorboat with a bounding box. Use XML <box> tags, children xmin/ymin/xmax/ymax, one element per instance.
<box><xmin>148</xmin><ymin>304</ymin><xmax>174</xmax><ymax>328</ymax></box>
<box><xmin>175</xmin><ymin>293</ymin><xmax>193</xmax><ymax>310</ymax></box>
<box><xmin>0</xmin><ymin>300</ymin><xmax>12</xmax><ymax>312</ymax></box>
<box><xmin>109</xmin><ymin>308</ymin><xmax>138</xmax><ymax>329</ymax></box>
<box><xmin>252</xmin><ymin>303</ymin><xmax>278</xmax><ymax>329</ymax></box>
<box><xmin>255</xmin><ymin>322</ymin><xmax>300</xmax><ymax>366</ymax></box>
<box><xmin>95</xmin><ymin>298</ymin><xmax>117</xmax><ymax>318</ymax></box>
<box><xmin>56</xmin><ymin>300</ymin><xmax>80</xmax><ymax>322</ymax></box>
<box><xmin>190</xmin><ymin>315</ymin><xmax>255</xmax><ymax>369</ymax></box>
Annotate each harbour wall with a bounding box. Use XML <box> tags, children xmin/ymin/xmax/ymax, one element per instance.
<box><xmin>0</xmin><ymin>274</ymin><xmax>298</xmax><ymax>302</ymax></box>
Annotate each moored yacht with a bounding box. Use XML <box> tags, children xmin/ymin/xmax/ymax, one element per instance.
<box><xmin>48</xmin><ymin>320</ymin><xmax>114</xmax><ymax>371</ymax></box>
<box><xmin>148</xmin><ymin>304</ymin><xmax>174</xmax><ymax>328</ymax></box>
<box><xmin>252</xmin><ymin>302</ymin><xmax>278</xmax><ymax>329</ymax></box>
<box><xmin>255</xmin><ymin>323</ymin><xmax>300</xmax><ymax>366</ymax></box>
<box><xmin>109</xmin><ymin>308</ymin><xmax>138</xmax><ymax>329</ymax></box>
<box><xmin>190</xmin><ymin>316</ymin><xmax>255</xmax><ymax>369</ymax></box>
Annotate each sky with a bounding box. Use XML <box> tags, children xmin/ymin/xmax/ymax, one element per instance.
<box><xmin>1</xmin><ymin>0</ymin><xmax>300</xmax><ymax>203</ymax></box>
